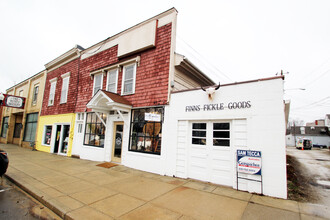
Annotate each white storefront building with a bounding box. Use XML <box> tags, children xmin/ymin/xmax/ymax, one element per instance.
<box><xmin>163</xmin><ymin>76</ymin><xmax>287</xmax><ymax>199</ymax></box>
<box><xmin>72</xmin><ymin>75</ymin><xmax>287</xmax><ymax>199</ymax></box>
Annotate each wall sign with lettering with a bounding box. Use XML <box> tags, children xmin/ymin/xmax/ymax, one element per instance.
<box><xmin>1</xmin><ymin>94</ymin><xmax>26</xmax><ymax>109</ymax></box>
<box><xmin>185</xmin><ymin>101</ymin><xmax>251</xmax><ymax>112</ymax></box>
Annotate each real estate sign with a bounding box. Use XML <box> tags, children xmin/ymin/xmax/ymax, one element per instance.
<box><xmin>237</xmin><ymin>150</ymin><xmax>262</xmax><ymax>175</ymax></box>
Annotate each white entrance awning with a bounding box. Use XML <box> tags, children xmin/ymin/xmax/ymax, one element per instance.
<box><xmin>86</xmin><ymin>90</ymin><xmax>132</xmax><ymax>114</ymax></box>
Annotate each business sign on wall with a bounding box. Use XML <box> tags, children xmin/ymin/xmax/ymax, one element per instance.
<box><xmin>1</xmin><ymin>94</ymin><xmax>26</xmax><ymax>109</ymax></box>
<box><xmin>185</xmin><ymin>101</ymin><xmax>251</xmax><ymax>112</ymax></box>
<box><xmin>237</xmin><ymin>150</ymin><xmax>262</xmax><ymax>175</ymax></box>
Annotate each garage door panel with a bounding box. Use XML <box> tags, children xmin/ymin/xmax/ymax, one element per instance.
<box><xmin>211</xmin><ymin>159</ymin><xmax>231</xmax><ymax>168</ymax></box>
<box><xmin>188</xmin><ymin>121</ymin><xmax>233</xmax><ymax>187</ymax></box>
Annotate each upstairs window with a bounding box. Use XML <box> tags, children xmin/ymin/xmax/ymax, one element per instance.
<box><xmin>60</xmin><ymin>73</ymin><xmax>70</xmax><ymax>104</ymax></box>
<box><xmin>93</xmin><ymin>74</ymin><xmax>103</xmax><ymax>95</ymax></box>
<box><xmin>19</xmin><ymin>90</ymin><xmax>24</xmax><ymax>97</ymax></box>
<box><xmin>32</xmin><ymin>85</ymin><xmax>39</xmax><ymax>105</ymax></box>
<box><xmin>48</xmin><ymin>78</ymin><xmax>57</xmax><ymax>106</ymax></box>
<box><xmin>122</xmin><ymin>63</ymin><xmax>136</xmax><ymax>95</ymax></box>
<box><xmin>107</xmin><ymin>69</ymin><xmax>118</xmax><ymax>93</ymax></box>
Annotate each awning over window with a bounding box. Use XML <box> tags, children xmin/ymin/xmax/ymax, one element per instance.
<box><xmin>86</xmin><ymin>90</ymin><xmax>132</xmax><ymax>113</ymax></box>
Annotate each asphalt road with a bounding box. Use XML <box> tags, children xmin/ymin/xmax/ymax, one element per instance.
<box><xmin>286</xmin><ymin>146</ymin><xmax>330</xmax><ymax>206</ymax></box>
<box><xmin>0</xmin><ymin>177</ymin><xmax>60</xmax><ymax>220</ymax></box>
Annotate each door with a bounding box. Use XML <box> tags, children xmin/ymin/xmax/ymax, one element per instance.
<box><xmin>53</xmin><ymin>125</ymin><xmax>61</xmax><ymax>153</ymax></box>
<box><xmin>53</xmin><ymin>124</ymin><xmax>70</xmax><ymax>155</ymax></box>
<box><xmin>188</xmin><ymin>121</ymin><xmax>232</xmax><ymax>186</ymax></box>
<box><xmin>112</xmin><ymin>122</ymin><xmax>124</xmax><ymax>163</ymax></box>
<box><xmin>59</xmin><ymin>125</ymin><xmax>70</xmax><ymax>154</ymax></box>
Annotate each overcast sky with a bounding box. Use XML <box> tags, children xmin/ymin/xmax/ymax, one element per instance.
<box><xmin>1</xmin><ymin>0</ymin><xmax>329</xmax><ymax>124</ymax></box>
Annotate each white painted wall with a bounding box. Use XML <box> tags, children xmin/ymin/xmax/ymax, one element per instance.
<box><xmin>81</xmin><ymin>9</ymin><xmax>177</xmax><ymax>60</ymax></box>
<box><xmin>74</xmin><ymin>112</ymin><xmax>131</xmax><ymax>162</ymax></box>
<box><xmin>163</xmin><ymin>78</ymin><xmax>287</xmax><ymax>199</ymax></box>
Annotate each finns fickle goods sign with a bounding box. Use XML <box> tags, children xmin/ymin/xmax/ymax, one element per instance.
<box><xmin>2</xmin><ymin>94</ymin><xmax>26</xmax><ymax>109</ymax></box>
<box><xmin>237</xmin><ymin>150</ymin><xmax>262</xmax><ymax>175</ymax></box>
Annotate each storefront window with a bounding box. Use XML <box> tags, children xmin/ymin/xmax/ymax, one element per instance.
<box><xmin>84</xmin><ymin>112</ymin><xmax>106</xmax><ymax>147</ymax></box>
<box><xmin>23</xmin><ymin>113</ymin><xmax>38</xmax><ymax>142</ymax></box>
<box><xmin>129</xmin><ymin>107</ymin><xmax>163</xmax><ymax>155</ymax></box>
<box><xmin>1</xmin><ymin>117</ymin><xmax>9</xmax><ymax>138</ymax></box>
<box><xmin>43</xmin><ymin>125</ymin><xmax>52</xmax><ymax>145</ymax></box>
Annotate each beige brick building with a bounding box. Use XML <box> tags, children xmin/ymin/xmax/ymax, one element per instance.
<box><xmin>0</xmin><ymin>70</ymin><xmax>46</xmax><ymax>148</ymax></box>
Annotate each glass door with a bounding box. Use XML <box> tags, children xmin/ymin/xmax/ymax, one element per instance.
<box><xmin>53</xmin><ymin>125</ymin><xmax>61</xmax><ymax>153</ymax></box>
<box><xmin>59</xmin><ymin>125</ymin><xmax>70</xmax><ymax>154</ymax></box>
<box><xmin>53</xmin><ymin>124</ymin><xmax>70</xmax><ymax>155</ymax></box>
<box><xmin>112</xmin><ymin>122</ymin><xmax>124</xmax><ymax>163</ymax></box>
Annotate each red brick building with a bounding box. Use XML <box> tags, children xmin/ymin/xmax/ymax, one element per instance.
<box><xmin>36</xmin><ymin>8</ymin><xmax>214</xmax><ymax>174</ymax></box>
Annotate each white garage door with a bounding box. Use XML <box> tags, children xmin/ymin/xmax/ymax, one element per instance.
<box><xmin>188</xmin><ymin>121</ymin><xmax>232</xmax><ymax>186</ymax></box>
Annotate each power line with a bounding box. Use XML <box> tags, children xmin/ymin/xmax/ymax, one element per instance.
<box><xmin>298</xmin><ymin>56</ymin><xmax>330</xmax><ymax>81</ymax></box>
<box><xmin>302</xmin><ymin>68</ymin><xmax>330</xmax><ymax>88</ymax></box>
<box><xmin>291</xmin><ymin>96</ymin><xmax>330</xmax><ymax>110</ymax></box>
<box><xmin>177</xmin><ymin>35</ymin><xmax>234</xmax><ymax>82</ymax></box>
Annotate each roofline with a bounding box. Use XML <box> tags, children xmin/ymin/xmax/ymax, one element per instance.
<box><xmin>45</xmin><ymin>45</ymin><xmax>84</xmax><ymax>71</ymax></box>
<box><xmin>182</xmin><ymin>57</ymin><xmax>215</xmax><ymax>85</ymax></box>
<box><xmin>6</xmin><ymin>69</ymin><xmax>46</xmax><ymax>92</ymax></box>
<box><xmin>81</xmin><ymin>8</ymin><xmax>178</xmax><ymax>56</ymax></box>
<box><xmin>171</xmin><ymin>75</ymin><xmax>285</xmax><ymax>94</ymax></box>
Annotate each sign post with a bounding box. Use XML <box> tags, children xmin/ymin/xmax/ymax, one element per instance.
<box><xmin>236</xmin><ymin>150</ymin><xmax>263</xmax><ymax>194</ymax></box>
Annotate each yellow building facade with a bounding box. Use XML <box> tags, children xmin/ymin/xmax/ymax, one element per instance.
<box><xmin>36</xmin><ymin>113</ymin><xmax>75</xmax><ymax>156</ymax></box>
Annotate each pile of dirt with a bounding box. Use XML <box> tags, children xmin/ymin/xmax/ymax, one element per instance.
<box><xmin>286</xmin><ymin>155</ymin><xmax>319</xmax><ymax>202</ymax></box>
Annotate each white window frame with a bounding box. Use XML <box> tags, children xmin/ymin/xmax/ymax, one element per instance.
<box><xmin>93</xmin><ymin>73</ymin><xmax>103</xmax><ymax>95</ymax></box>
<box><xmin>60</xmin><ymin>72</ymin><xmax>70</xmax><ymax>104</ymax></box>
<box><xmin>121</xmin><ymin>63</ymin><xmax>136</xmax><ymax>95</ymax></box>
<box><xmin>76</xmin><ymin>113</ymin><xmax>85</xmax><ymax>134</ymax></box>
<box><xmin>48</xmin><ymin>78</ymin><xmax>57</xmax><ymax>106</ymax></box>
<box><xmin>32</xmin><ymin>84</ymin><xmax>39</xmax><ymax>105</ymax></box>
<box><xmin>106</xmin><ymin>68</ymin><xmax>118</xmax><ymax>93</ymax></box>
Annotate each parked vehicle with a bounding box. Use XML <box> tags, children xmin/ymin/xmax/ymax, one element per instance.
<box><xmin>312</xmin><ymin>144</ymin><xmax>328</xmax><ymax>149</ymax></box>
<box><xmin>296</xmin><ymin>139</ymin><xmax>312</xmax><ymax>150</ymax></box>
<box><xmin>0</xmin><ymin>149</ymin><xmax>9</xmax><ymax>184</ymax></box>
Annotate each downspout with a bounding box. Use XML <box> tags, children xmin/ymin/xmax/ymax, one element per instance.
<box><xmin>74</xmin><ymin>51</ymin><xmax>81</xmax><ymax>112</ymax></box>
<box><xmin>19</xmin><ymin>79</ymin><xmax>31</xmax><ymax>147</ymax></box>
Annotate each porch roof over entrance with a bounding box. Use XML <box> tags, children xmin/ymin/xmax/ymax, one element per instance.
<box><xmin>86</xmin><ymin>90</ymin><xmax>132</xmax><ymax>113</ymax></box>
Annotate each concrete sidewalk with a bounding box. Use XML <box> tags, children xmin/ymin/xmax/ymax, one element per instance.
<box><xmin>1</xmin><ymin>143</ymin><xmax>329</xmax><ymax>220</ymax></box>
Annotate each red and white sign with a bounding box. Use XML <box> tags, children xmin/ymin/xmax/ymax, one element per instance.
<box><xmin>1</xmin><ymin>94</ymin><xmax>26</xmax><ymax>109</ymax></box>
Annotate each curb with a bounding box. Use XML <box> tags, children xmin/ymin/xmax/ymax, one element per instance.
<box><xmin>5</xmin><ymin>174</ymin><xmax>66</xmax><ymax>219</ymax></box>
